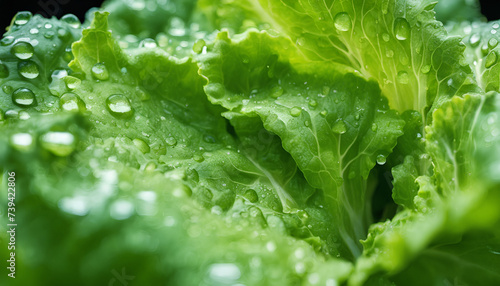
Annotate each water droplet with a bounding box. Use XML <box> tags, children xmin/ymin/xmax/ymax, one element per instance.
<box><xmin>296</xmin><ymin>37</ymin><xmax>306</xmax><ymax>46</ymax></box>
<box><xmin>12</xmin><ymin>88</ymin><xmax>36</xmax><ymax>106</ymax></box>
<box><xmin>44</xmin><ymin>23</ymin><xmax>52</xmax><ymax>29</ymax></box>
<box><xmin>18</xmin><ymin>60</ymin><xmax>40</xmax><ymax>79</ymax></box>
<box><xmin>11</xmin><ymin>42</ymin><xmax>34</xmax><ymax>60</ymax></box>
<box><xmin>106</xmin><ymin>94</ymin><xmax>134</xmax><ymax>118</ymax></box>
<box><xmin>193</xmin><ymin>39</ymin><xmax>206</xmax><ymax>54</ymax></box>
<box><xmin>382</xmin><ymin>33</ymin><xmax>390</xmax><ymax>42</ymax></box>
<box><xmin>348</xmin><ymin>171</ymin><xmax>356</xmax><ymax>179</ymax></box>
<box><xmin>397</xmin><ymin>70</ymin><xmax>409</xmax><ymax>84</ymax></box>
<box><xmin>270</xmin><ymin>86</ymin><xmax>283</xmax><ymax>98</ymax></box>
<box><xmin>394</xmin><ymin>18</ymin><xmax>410</xmax><ymax>41</ymax></box>
<box><xmin>0</xmin><ymin>61</ymin><xmax>8</xmax><ymax>78</ymax></box>
<box><xmin>332</xmin><ymin>120</ymin><xmax>347</xmax><ymax>134</ymax></box>
<box><xmin>63</xmin><ymin>46</ymin><xmax>73</xmax><ymax>62</ymax></box>
<box><xmin>203</xmin><ymin>134</ymin><xmax>216</xmax><ymax>143</ymax></box>
<box><xmin>208</xmin><ymin>263</ymin><xmax>241</xmax><ymax>284</ymax></box>
<box><xmin>489</xmin><ymin>38</ymin><xmax>499</xmax><ymax>49</ymax></box>
<box><xmin>10</xmin><ymin>133</ymin><xmax>33</xmax><ymax>151</ymax></box>
<box><xmin>193</xmin><ymin>154</ymin><xmax>205</xmax><ymax>162</ymax></box>
<box><xmin>57</xmin><ymin>28</ymin><xmax>69</xmax><ymax>39</ymax></box>
<box><xmin>41</xmin><ymin>132</ymin><xmax>76</xmax><ymax>156</ymax></box>
<box><xmin>14</xmin><ymin>12</ymin><xmax>32</xmax><ymax>26</ymax></box>
<box><xmin>2</xmin><ymin>85</ymin><xmax>13</xmax><ymax>94</ymax></box>
<box><xmin>64</xmin><ymin>76</ymin><xmax>81</xmax><ymax>90</ymax></box>
<box><xmin>29</xmin><ymin>28</ymin><xmax>39</xmax><ymax>34</ymax></box>
<box><xmin>320</xmin><ymin>110</ymin><xmax>327</xmax><ymax>117</ymax></box>
<box><xmin>91</xmin><ymin>63</ymin><xmax>109</xmax><ymax>80</ymax></box>
<box><xmin>385</xmin><ymin>48</ymin><xmax>394</xmax><ymax>58</ymax></box>
<box><xmin>61</xmin><ymin>14</ymin><xmax>81</xmax><ymax>29</ymax></box>
<box><xmin>309</xmin><ymin>99</ymin><xmax>317</xmax><ymax>107</ymax></box>
<box><xmin>166</xmin><ymin>136</ymin><xmax>177</xmax><ymax>146</ymax></box>
<box><xmin>1</xmin><ymin>36</ymin><xmax>14</xmax><ymax>46</ymax></box>
<box><xmin>44</xmin><ymin>31</ymin><xmax>55</xmax><ymax>39</ymax></box>
<box><xmin>244</xmin><ymin>189</ymin><xmax>258</xmax><ymax>203</ymax></box>
<box><xmin>19</xmin><ymin>110</ymin><xmax>30</xmax><ymax>120</ymax></box>
<box><xmin>376</xmin><ymin>154</ymin><xmax>386</xmax><ymax>165</ymax></box>
<box><xmin>420</xmin><ymin>64</ymin><xmax>431</xmax><ymax>74</ymax></box>
<box><xmin>139</xmin><ymin>38</ymin><xmax>157</xmax><ymax>48</ymax></box>
<box><xmin>290</xmin><ymin>107</ymin><xmax>302</xmax><ymax>117</ymax></box>
<box><xmin>110</xmin><ymin>200</ymin><xmax>134</xmax><ymax>220</ymax></box>
<box><xmin>485</xmin><ymin>51</ymin><xmax>498</xmax><ymax>68</ymax></box>
<box><xmin>133</xmin><ymin>138</ymin><xmax>150</xmax><ymax>153</ymax></box>
<box><xmin>371</xmin><ymin>123</ymin><xmax>378</xmax><ymax>132</ymax></box>
<box><xmin>334</xmin><ymin>12</ymin><xmax>352</xmax><ymax>32</ymax></box>
<box><xmin>469</xmin><ymin>34</ymin><xmax>481</xmax><ymax>47</ymax></box>
<box><xmin>60</xmin><ymin>92</ymin><xmax>86</xmax><ymax>112</ymax></box>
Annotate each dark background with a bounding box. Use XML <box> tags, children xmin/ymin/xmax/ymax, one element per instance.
<box><xmin>0</xmin><ymin>0</ymin><xmax>498</xmax><ymax>34</ymax></box>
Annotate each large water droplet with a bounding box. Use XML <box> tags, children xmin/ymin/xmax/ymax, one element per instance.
<box><xmin>382</xmin><ymin>33</ymin><xmax>390</xmax><ymax>42</ymax></box>
<box><xmin>485</xmin><ymin>51</ymin><xmax>498</xmax><ymax>68</ymax></box>
<box><xmin>41</xmin><ymin>132</ymin><xmax>76</xmax><ymax>156</ymax></box>
<box><xmin>208</xmin><ymin>264</ymin><xmax>241</xmax><ymax>284</ymax></box>
<box><xmin>244</xmin><ymin>189</ymin><xmax>258</xmax><ymax>203</ymax></box>
<box><xmin>489</xmin><ymin>38</ymin><xmax>499</xmax><ymax>49</ymax></box>
<box><xmin>420</xmin><ymin>64</ymin><xmax>431</xmax><ymax>74</ymax></box>
<box><xmin>14</xmin><ymin>12</ymin><xmax>32</xmax><ymax>26</ymax></box>
<box><xmin>12</xmin><ymin>88</ymin><xmax>36</xmax><ymax>106</ymax></box>
<box><xmin>394</xmin><ymin>18</ymin><xmax>410</xmax><ymax>41</ymax></box>
<box><xmin>60</xmin><ymin>92</ymin><xmax>86</xmax><ymax>112</ymax></box>
<box><xmin>133</xmin><ymin>138</ymin><xmax>150</xmax><ymax>154</ymax></box>
<box><xmin>139</xmin><ymin>38</ymin><xmax>157</xmax><ymax>48</ymax></box>
<box><xmin>2</xmin><ymin>85</ymin><xmax>13</xmax><ymax>94</ymax></box>
<box><xmin>397</xmin><ymin>71</ymin><xmax>409</xmax><ymax>84</ymax></box>
<box><xmin>193</xmin><ymin>39</ymin><xmax>206</xmax><ymax>54</ymax></box>
<box><xmin>18</xmin><ymin>61</ymin><xmax>40</xmax><ymax>79</ymax></box>
<box><xmin>332</xmin><ymin>120</ymin><xmax>347</xmax><ymax>134</ymax></box>
<box><xmin>270</xmin><ymin>86</ymin><xmax>283</xmax><ymax>98</ymax></box>
<box><xmin>290</xmin><ymin>107</ymin><xmax>302</xmax><ymax>117</ymax></box>
<box><xmin>0</xmin><ymin>61</ymin><xmax>8</xmax><ymax>78</ymax></box>
<box><xmin>61</xmin><ymin>14</ymin><xmax>81</xmax><ymax>29</ymax></box>
<box><xmin>165</xmin><ymin>137</ymin><xmax>177</xmax><ymax>146</ymax></box>
<box><xmin>1</xmin><ymin>36</ymin><xmax>14</xmax><ymax>46</ymax></box>
<box><xmin>334</xmin><ymin>12</ymin><xmax>352</xmax><ymax>32</ymax></box>
<box><xmin>11</xmin><ymin>42</ymin><xmax>34</xmax><ymax>60</ymax></box>
<box><xmin>376</xmin><ymin>154</ymin><xmax>387</xmax><ymax>165</ymax></box>
<box><xmin>469</xmin><ymin>34</ymin><xmax>481</xmax><ymax>47</ymax></box>
<box><xmin>10</xmin><ymin>133</ymin><xmax>33</xmax><ymax>151</ymax></box>
<box><xmin>106</xmin><ymin>94</ymin><xmax>134</xmax><ymax>118</ymax></box>
<box><xmin>91</xmin><ymin>63</ymin><xmax>109</xmax><ymax>80</ymax></box>
<box><xmin>63</xmin><ymin>76</ymin><xmax>81</xmax><ymax>90</ymax></box>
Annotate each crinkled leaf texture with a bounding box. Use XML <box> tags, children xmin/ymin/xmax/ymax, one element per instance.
<box><xmin>1</xmin><ymin>1</ymin><xmax>500</xmax><ymax>286</ymax></box>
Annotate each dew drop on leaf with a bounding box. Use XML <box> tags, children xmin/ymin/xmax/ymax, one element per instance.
<box><xmin>61</xmin><ymin>14</ymin><xmax>81</xmax><ymax>29</ymax></box>
<box><xmin>91</xmin><ymin>63</ymin><xmax>109</xmax><ymax>80</ymax></box>
<box><xmin>13</xmin><ymin>11</ymin><xmax>32</xmax><ymax>26</ymax></box>
<box><xmin>485</xmin><ymin>51</ymin><xmax>498</xmax><ymax>68</ymax></box>
<box><xmin>376</xmin><ymin>154</ymin><xmax>387</xmax><ymax>165</ymax></box>
<box><xmin>60</xmin><ymin>92</ymin><xmax>86</xmax><ymax>112</ymax></box>
<box><xmin>11</xmin><ymin>42</ymin><xmax>34</xmax><ymax>60</ymax></box>
<box><xmin>290</xmin><ymin>107</ymin><xmax>302</xmax><ymax>117</ymax></box>
<box><xmin>41</xmin><ymin>132</ymin><xmax>76</xmax><ymax>156</ymax></box>
<box><xmin>394</xmin><ymin>18</ymin><xmax>410</xmax><ymax>40</ymax></box>
<box><xmin>469</xmin><ymin>33</ymin><xmax>481</xmax><ymax>47</ymax></box>
<box><xmin>18</xmin><ymin>60</ymin><xmax>40</xmax><ymax>79</ymax></box>
<box><xmin>12</xmin><ymin>88</ymin><xmax>36</xmax><ymax>106</ymax></box>
<box><xmin>0</xmin><ymin>61</ymin><xmax>8</xmax><ymax>78</ymax></box>
<box><xmin>106</xmin><ymin>94</ymin><xmax>134</xmax><ymax>118</ymax></box>
<box><xmin>420</xmin><ymin>64</ymin><xmax>431</xmax><ymax>74</ymax></box>
<box><xmin>397</xmin><ymin>70</ymin><xmax>409</xmax><ymax>84</ymax></box>
<box><xmin>1</xmin><ymin>36</ymin><xmax>15</xmax><ymax>46</ymax></box>
<box><xmin>332</xmin><ymin>120</ymin><xmax>347</xmax><ymax>134</ymax></box>
<box><xmin>334</xmin><ymin>12</ymin><xmax>352</xmax><ymax>32</ymax></box>
<box><xmin>489</xmin><ymin>38</ymin><xmax>498</xmax><ymax>49</ymax></box>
